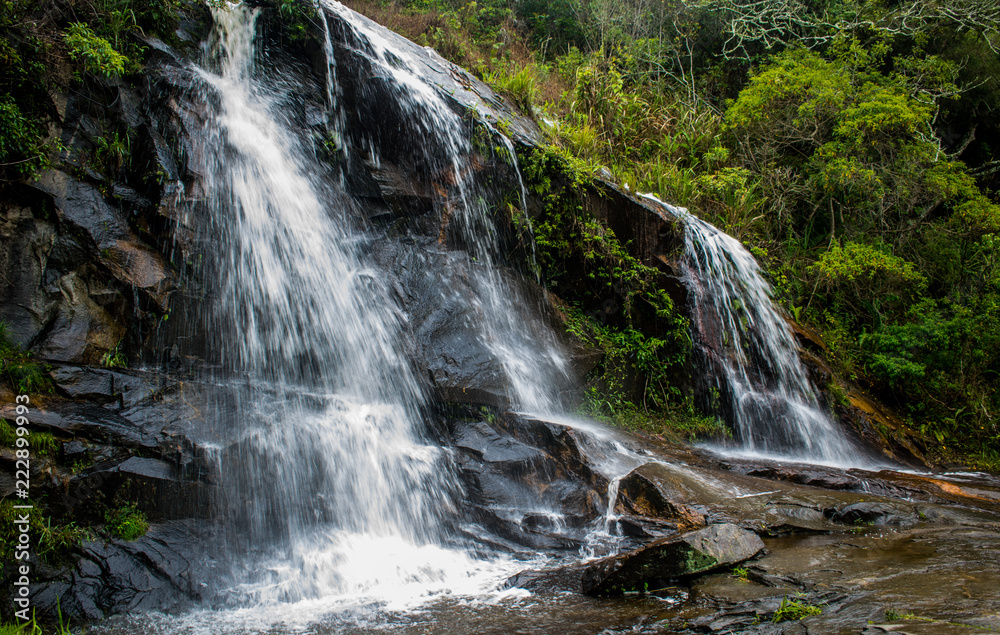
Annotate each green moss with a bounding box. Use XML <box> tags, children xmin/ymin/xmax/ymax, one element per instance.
<box><xmin>827</xmin><ymin>381</ymin><xmax>850</xmax><ymax>408</ymax></box>
<box><xmin>0</xmin><ymin>419</ymin><xmax>59</xmax><ymax>456</ymax></box>
<box><xmin>517</xmin><ymin>145</ymin><xmax>706</xmax><ymax>435</ymax></box>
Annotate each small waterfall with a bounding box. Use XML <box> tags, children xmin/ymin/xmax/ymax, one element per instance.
<box><xmin>642</xmin><ymin>196</ymin><xmax>864</xmax><ymax>465</ymax></box>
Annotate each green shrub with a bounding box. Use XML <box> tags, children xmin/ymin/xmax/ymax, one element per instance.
<box><xmin>277</xmin><ymin>0</ymin><xmax>320</xmax><ymax>43</ymax></box>
<box><xmin>0</xmin><ymin>96</ymin><xmax>44</xmax><ymax>177</ymax></box>
<box><xmin>104</xmin><ymin>502</ymin><xmax>148</xmax><ymax>541</ymax></box>
<box><xmin>63</xmin><ymin>22</ymin><xmax>128</xmax><ymax>77</ymax></box>
<box><xmin>0</xmin><ymin>323</ymin><xmax>52</xmax><ymax>394</ymax></box>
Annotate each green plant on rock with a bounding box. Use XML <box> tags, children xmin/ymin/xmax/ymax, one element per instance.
<box><xmin>38</xmin><ymin>519</ymin><xmax>91</xmax><ymax>563</ymax></box>
<box><xmin>93</xmin><ymin>131</ymin><xmax>131</xmax><ymax>177</ymax></box>
<box><xmin>0</xmin><ymin>501</ymin><xmax>87</xmax><ymax>566</ymax></box>
<box><xmin>0</xmin><ymin>599</ymin><xmax>77</xmax><ymax>634</ymax></box>
<box><xmin>100</xmin><ymin>340</ymin><xmax>127</xmax><ymax>369</ymax></box>
<box><xmin>884</xmin><ymin>607</ymin><xmax>916</xmax><ymax>621</ymax></box>
<box><xmin>521</xmin><ymin>144</ymin><xmax>699</xmax><ymax>433</ymax></box>
<box><xmin>63</xmin><ymin>22</ymin><xmax>128</xmax><ymax>77</ymax></box>
<box><xmin>772</xmin><ymin>595</ymin><xmax>823</xmax><ymax>622</ymax></box>
<box><xmin>0</xmin><ymin>618</ymin><xmax>42</xmax><ymax>635</ymax></box>
<box><xmin>0</xmin><ymin>322</ymin><xmax>52</xmax><ymax>394</ymax></box>
<box><xmin>104</xmin><ymin>501</ymin><xmax>149</xmax><ymax>541</ymax></box>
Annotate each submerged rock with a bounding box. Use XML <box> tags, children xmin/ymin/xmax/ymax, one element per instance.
<box><xmin>581</xmin><ymin>523</ymin><xmax>764</xmax><ymax>596</ymax></box>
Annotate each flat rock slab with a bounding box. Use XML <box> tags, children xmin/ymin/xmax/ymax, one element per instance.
<box><xmin>582</xmin><ymin>523</ymin><xmax>764</xmax><ymax>596</ymax></box>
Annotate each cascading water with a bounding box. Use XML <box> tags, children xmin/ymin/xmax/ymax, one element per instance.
<box><xmin>185</xmin><ymin>4</ymin><xmax>519</xmax><ymax>612</ymax></box>
<box><xmin>321</xmin><ymin>0</ymin><xmax>571</xmax><ymax>416</ymax></box>
<box><xmin>318</xmin><ymin>0</ymin><xmax>634</xmax><ymax>566</ymax></box>
<box><xmin>642</xmin><ymin>195</ymin><xmax>866</xmax><ymax>466</ymax></box>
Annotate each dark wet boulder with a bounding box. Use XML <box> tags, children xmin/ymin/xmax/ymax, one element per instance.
<box><xmin>447</xmin><ymin>412</ymin><xmax>608</xmax><ymax>550</ymax></box>
<box><xmin>503</xmin><ymin>563</ymin><xmax>589</xmax><ymax>594</ymax></box>
<box><xmin>616</xmin><ymin>515</ymin><xmax>688</xmax><ymax>540</ymax></box>
<box><xmin>50</xmin><ymin>366</ymin><xmax>119</xmax><ymax>402</ymax></box>
<box><xmin>615</xmin><ymin>465</ymin><xmax>707</xmax><ymax>532</ymax></box>
<box><xmin>581</xmin><ymin>523</ymin><xmax>765</xmax><ymax>596</ymax></box>
<box><xmin>761</xmin><ymin>504</ymin><xmax>838</xmax><ymax>536</ymax></box>
<box><xmin>30</xmin><ymin>519</ymin><xmax>216</xmax><ymax>620</ymax></box>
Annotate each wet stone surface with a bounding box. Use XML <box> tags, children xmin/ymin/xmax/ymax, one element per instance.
<box><xmin>581</xmin><ymin>523</ymin><xmax>765</xmax><ymax>596</ymax></box>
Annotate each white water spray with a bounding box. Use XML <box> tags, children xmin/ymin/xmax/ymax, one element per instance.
<box><xmin>321</xmin><ymin>0</ymin><xmax>570</xmax><ymax>414</ymax></box>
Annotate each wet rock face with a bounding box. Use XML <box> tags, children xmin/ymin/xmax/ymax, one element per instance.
<box><xmin>581</xmin><ymin>523</ymin><xmax>765</xmax><ymax>597</ymax></box>
<box><xmin>31</xmin><ymin>520</ymin><xmax>217</xmax><ymax>620</ymax></box>
<box><xmin>0</xmin><ymin>64</ymin><xmax>187</xmax><ymax>363</ymax></box>
<box><xmin>448</xmin><ymin>410</ymin><xmax>608</xmax><ymax>550</ymax></box>
<box><xmin>0</xmin><ymin>367</ymin><xmax>218</xmax><ymax>620</ymax></box>
<box><xmin>615</xmin><ymin>465</ymin><xmax>707</xmax><ymax>534</ymax></box>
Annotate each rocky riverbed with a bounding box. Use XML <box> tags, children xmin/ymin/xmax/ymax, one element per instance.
<box><xmin>34</xmin><ymin>402</ymin><xmax>997</xmax><ymax>633</ymax></box>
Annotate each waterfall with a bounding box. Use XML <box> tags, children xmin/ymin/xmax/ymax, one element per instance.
<box><xmin>184</xmin><ymin>4</ymin><xmax>520</xmax><ymax>610</ymax></box>
<box><xmin>642</xmin><ymin>196</ymin><xmax>866</xmax><ymax>466</ymax></box>
<box><xmin>164</xmin><ymin>0</ymin><xmax>874</xmax><ymax>627</ymax></box>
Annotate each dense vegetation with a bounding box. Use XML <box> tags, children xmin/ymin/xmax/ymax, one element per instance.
<box><xmin>2</xmin><ymin>0</ymin><xmax>997</xmax><ymax>467</ymax></box>
<box><xmin>344</xmin><ymin>0</ymin><xmax>1000</xmax><ymax>468</ymax></box>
